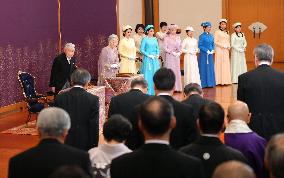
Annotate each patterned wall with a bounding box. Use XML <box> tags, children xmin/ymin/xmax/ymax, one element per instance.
<box><xmin>0</xmin><ymin>0</ymin><xmax>117</xmax><ymax>107</ymax></box>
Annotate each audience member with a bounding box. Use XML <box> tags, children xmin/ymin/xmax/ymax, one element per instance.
<box><xmin>49</xmin><ymin>165</ymin><xmax>90</xmax><ymax>178</ymax></box>
<box><xmin>212</xmin><ymin>161</ymin><xmax>255</xmax><ymax>178</ymax></box>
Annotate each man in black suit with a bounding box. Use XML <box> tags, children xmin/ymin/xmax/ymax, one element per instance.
<box><xmin>111</xmin><ymin>96</ymin><xmax>203</xmax><ymax>178</ymax></box>
<box><xmin>8</xmin><ymin>107</ymin><xmax>93</xmax><ymax>178</ymax></box>
<box><xmin>50</xmin><ymin>43</ymin><xmax>77</xmax><ymax>94</ymax></box>
<box><xmin>153</xmin><ymin>68</ymin><xmax>198</xmax><ymax>149</ymax></box>
<box><xmin>237</xmin><ymin>44</ymin><xmax>284</xmax><ymax>140</ymax></box>
<box><xmin>108</xmin><ymin>78</ymin><xmax>150</xmax><ymax>150</ymax></box>
<box><xmin>182</xmin><ymin>83</ymin><xmax>211</xmax><ymax>119</ymax></box>
<box><xmin>55</xmin><ymin>68</ymin><xmax>99</xmax><ymax>151</ymax></box>
<box><xmin>180</xmin><ymin>101</ymin><xmax>247</xmax><ymax>178</ymax></box>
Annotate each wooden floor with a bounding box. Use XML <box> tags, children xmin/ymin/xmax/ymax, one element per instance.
<box><xmin>0</xmin><ymin>62</ymin><xmax>283</xmax><ymax>178</ymax></box>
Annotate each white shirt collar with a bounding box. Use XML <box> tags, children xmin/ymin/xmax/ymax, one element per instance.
<box><xmin>131</xmin><ymin>87</ymin><xmax>143</xmax><ymax>92</ymax></box>
<box><xmin>73</xmin><ymin>85</ymin><xmax>84</xmax><ymax>89</ymax></box>
<box><xmin>201</xmin><ymin>134</ymin><xmax>219</xmax><ymax>138</ymax></box>
<box><xmin>145</xmin><ymin>139</ymin><xmax>169</xmax><ymax>145</ymax></box>
<box><xmin>225</xmin><ymin>119</ymin><xmax>252</xmax><ymax>133</ymax></box>
<box><xmin>259</xmin><ymin>61</ymin><xmax>271</xmax><ymax>66</ymax></box>
<box><xmin>157</xmin><ymin>93</ymin><xmax>172</xmax><ymax>96</ymax></box>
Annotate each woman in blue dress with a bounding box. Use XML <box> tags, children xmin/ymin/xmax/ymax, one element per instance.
<box><xmin>140</xmin><ymin>25</ymin><xmax>160</xmax><ymax>95</ymax></box>
<box><xmin>198</xmin><ymin>22</ymin><xmax>216</xmax><ymax>88</ymax></box>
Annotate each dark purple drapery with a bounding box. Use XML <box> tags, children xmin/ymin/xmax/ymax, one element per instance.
<box><xmin>0</xmin><ymin>0</ymin><xmax>117</xmax><ymax>107</ymax></box>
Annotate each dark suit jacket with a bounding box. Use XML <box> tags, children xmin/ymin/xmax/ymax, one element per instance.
<box><xmin>8</xmin><ymin>139</ymin><xmax>93</xmax><ymax>178</ymax></box>
<box><xmin>180</xmin><ymin>136</ymin><xmax>247</xmax><ymax>178</ymax></box>
<box><xmin>237</xmin><ymin>64</ymin><xmax>284</xmax><ymax>140</ymax></box>
<box><xmin>49</xmin><ymin>53</ymin><xmax>77</xmax><ymax>93</ymax></box>
<box><xmin>55</xmin><ymin>87</ymin><xmax>99</xmax><ymax>151</ymax></box>
<box><xmin>159</xmin><ymin>95</ymin><xmax>198</xmax><ymax>149</ymax></box>
<box><xmin>108</xmin><ymin>89</ymin><xmax>150</xmax><ymax>150</ymax></box>
<box><xmin>182</xmin><ymin>94</ymin><xmax>211</xmax><ymax>119</ymax></box>
<box><xmin>111</xmin><ymin>143</ymin><xmax>204</xmax><ymax>178</ymax></box>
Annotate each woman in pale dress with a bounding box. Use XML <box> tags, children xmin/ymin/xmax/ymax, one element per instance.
<box><xmin>164</xmin><ymin>24</ymin><xmax>182</xmax><ymax>92</ymax></box>
<box><xmin>133</xmin><ymin>24</ymin><xmax>145</xmax><ymax>73</ymax></box>
<box><xmin>214</xmin><ymin>19</ymin><xmax>232</xmax><ymax>85</ymax></box>
<box><xmin>231</xmin><ymin>22</ymin><xmax>247</xmax><ymax>83</ymax></box>
<box><xmin>97</xmin><ymin>34</ymin><xmax>119</xmax><ymax>85</ymax></box>
<box><xmin>156</xmin><ymin>22</ymin><xmax>168</xmax><ymax>67</ymax></box>
<box><xmin>182</xmin><ymin>26</ymin><xmax>201</xmax><ymax>86</ymax></box>
<box><xmin>118</xmin><ymin>25</ymin><xmax>137</xmax><ymax>74</ymax></box>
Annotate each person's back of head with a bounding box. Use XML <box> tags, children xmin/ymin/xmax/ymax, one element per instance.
<box><xmin>49</xmin><ymin>165</ymin><xmax>90</xmax><ymax>178</ymax></box>
<box><xmin>139</xmin><ymin>96</ymin><xmax>175</xmax><ymax>138</ymax></box>
<box><xmin>212</xmin><ymin>161</ymin><xmax>255</xmax><ymax>178</ymax></box>
<box><xmin>227</xmin><ymin>100</ymin><xmax>251</xmax><ymax>124</ymax></box>
<box><xmin>37</xmin><ymin>107</ymin><xmax>71</xmax><ymax>141</ymax></box>
<box><xmin>103</xmin><ymin>114</ymin><xmax>132</xmax><ymax>143</ymax></box>
<box><xmin>198</xmin><ymin>101</ymin><xmax>224</xmax><ymax>134</ymax></box>
<box><xmin>130</xmin><ymin>78</ymin><xmax>148</xmax><ymax>94</ymax></box>
<box><xmin>71</xmin><ymin>68</ymin><xmax>91</xmax><ymax>87</ymax></box>
<box><xmin>254</xmin><ymin>43</ymin><xmax>274</xmax><ymax>65</ymax></box>
<box><xmin>183</xmin><ymin>83</ymin><xmax>203</xmax><ymax>97</ymax></box>
<box><xmin>153</xmin><ymin>68</ymin><xmax>176</xmax><ymax>92</ymax></box>
<box><xmin>265</xmin><ymin>133</ymin><xmax>284</xmax><ymax>178</ymax></box>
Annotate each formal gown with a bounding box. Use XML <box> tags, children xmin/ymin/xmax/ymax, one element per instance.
<box><xmin>140</xmin><ymin>37</ymin><xmax>160</xmax><ymax>95</ymax></box>
<box><xmin>133</xmin><ymin>33</ymin><xmax>145</xmax><ymax>73</ymax></box>
<box><xmin>156</xmin><ymin>31</ymin><xmax>167</xmax><ymax>66</ymax></box>
<box><xmin>182</xmin><ymin>37</ymin><xmax>201</xmax><ymax>86</ymax></box>
<box><xmin>198</xmin><ymin>32</ymin><xmax>215</xmax><ymax>88</ymax></box>
<box><xmin>231</xmin><ymin>32</ymin><xmax>247</xmax><ymax>83</ymax></box>
<box><xmin>164</xmin><ymin>35</ymin><xmax>182</xmax><ymax>91</ymax></box>
<box><xmin>118</xmin><ymin>37</ymin><xmax>136</xmax><ymax>73</ymax></box>
<box><xmin>97</xmin><ymin>46</ymin><xmax>119</xmax><ymax>85</ymax></box>
<box><xmin>214</xmin><ymin>30</ymin><xmax>232</xmax><ymax>85</ymax></box>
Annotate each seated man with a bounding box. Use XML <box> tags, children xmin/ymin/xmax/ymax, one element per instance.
<box><xmin>88</xmin><ymin>114</ymin><xmax>132</xmax><ymax>177</ymax></box>
<box><xmin>8</xmin><ymin>107</ymin><xmax>93</xmax><ymax>178</ymax></box>
<box><xmin>111</xmin><ymin>97</ymin><xmax>203</xmax><ymax>178</ymax></box>
<box><xmin>225</xmin><ymin>101</ymin><xmax>267</xmax><ymax>178</ymax></box>
<box><xmin>212</xmin><ymin>161</ymin><xmax>255</xmax><ymax>178</ymax></box>
<box><xmin>180</xmin><ymin>101</ymin><xmax>247</xmax><ymax>178</ymax></box>
<box><xmin>182</xmin><ymin>83</ymin><xmax>211</xmax><ymax>119</ymax></box>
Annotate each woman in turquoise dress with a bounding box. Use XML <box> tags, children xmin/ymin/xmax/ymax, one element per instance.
<box><xmin>140</xmin><ymin>25</ymin><xmax>160</xmax><ymax>95</ymax></box>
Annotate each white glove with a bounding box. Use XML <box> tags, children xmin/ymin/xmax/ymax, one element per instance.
<box><xmin>207</xmin><ymin>50</ymin><xmax>211</xmax><ymax>54</ymax></box>
<box><xmin>223</xmin><ymin>45</ymin><xmax>227</xmax><ymax>49</ymax></box>
<box><xmin>211</xmin><ymin>50</ymin><xmax>215</xmax><ymax>54</ymax></box>
<box><xmin>110</xmin><ymin>64</ymin><xmax>119</xmax><ymax>69</ymax></box>
<box><xmin>148</xmin><ymin>55</ymin><xmax>155</xmax><ymax>59</ymax></box>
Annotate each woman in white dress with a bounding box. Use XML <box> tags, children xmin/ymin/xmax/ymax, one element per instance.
<box><xmin>231</xmin><ymin>22</ymin><xmax>247</xmax><ymax>83</ymax></box>
<box><xmin>182</xmin><ymin>26</ymin><xmax>201</xmax><ymax>85</ymax></box>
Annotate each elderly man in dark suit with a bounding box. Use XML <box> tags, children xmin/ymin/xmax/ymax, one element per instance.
<box><xmin>8</xmin><ymin>107</ymin><xmax>93</xmax><ymax>178</ymax></box>
<box><xmin>50</xmin><ymin>43</ymin><xmax>77</xmax><ymax>94</ymax></box>
<box><xmin>180</xmin><ymin>101</ymin><xmax>247</xmax><ymax>178</ymax></box>
<box><xmin>55</xmin><ymin>68</ymin><xmax>99</xmax><ymax>151</ymax></box>
<box><xmin>182</xmin><ymin>83</ymin><xmax>211</xmax><ymax>119</ymax></box>
<box><xmin>237</xmin><ymin>44</ymin><xmax>284</xmax><ymax>140</ymax></box>
<box><xmin>111</xmin><ymin>96</ymin><xmax>204</xmax><ymax>178</ymax></box>
<box><xmin>108</xmin><ymin>78</ymin><xmax>150</xmax><ymax>150</ymax></box>
<box><xmin>153</xmin><ymin>68</ymin><xmax>197</xmax><ymax>149</ymax></box>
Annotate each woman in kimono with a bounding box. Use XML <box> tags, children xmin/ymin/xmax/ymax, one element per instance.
<box><xmin>97</xmin><ymin>34</ymin><xmax>120</xmax><ymax>85</ymax></box>
<box><xmin>231</xmin><ymin>22</ymin><xmax>247</xmax><ymax>83</ymax></box>
<box><xmin>118</xmin><ymin>25</ymin><xmax>137</xmax><ymax>74</ymax></box>
<box><xmin>182</xmin><ymin>26</ymin><xmax>201</xmax><ymax>86</ymax></box>
<box><xmin>198</xmin><ymin>22</ymin><xmax>215</xmax><ymax>88</ymax></box>
<box><xmin>140</xmin><ymin>25</ymin><xmax>160</xmax><ymax>95</ymax></box>
<box><xmin>156</xmin><ymin>21</ymin><xmax>168</xmax><ymax>67</ymax></box>
<box><xmin>164</xmin><ymin>24</ymin><xmax>182</xmax><ymax>92</ymax></box>
<box><xmin>214</xmin><ymin>19</ymin><xmax>232</xmax><ymax>85</ymax></box>
<box><xmin>133</xmin><ymin>24</ymin><xmax>145</xmax><ymax>73</ymax></box>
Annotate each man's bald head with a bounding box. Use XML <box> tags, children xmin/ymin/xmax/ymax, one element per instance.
<box><xmin>212</xmin><ymin>161</ymin><xmax>255</xmax><ymax>178</ymax></box>
<box><xmin>227</xmin><ymin>101</ymin><xmax>251</xmax><ymax>123</ymax></box>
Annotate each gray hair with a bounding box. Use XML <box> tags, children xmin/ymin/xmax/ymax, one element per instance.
<box><xmin>130</xmin><ymin>78</ymin><xmax>148</xmax><ymax>89</ymax></box>
<box><xmin>64</xmin><ymin>43</ymin><xmax>75</xmax><ymax>50</ymax></box>
<box><xmin>212</xmin><ymin>161</ymin><xmax>255</xmax><ymax>178</ymax></box>
<box><xmin>108</xmin><ymin>34</ymin><xmax>119</xmax><ymax>43</ymax></box>
<box><xmin>253</xmin><ymin>44</ymin><xmax>274</xmax><ymax>62</ymax></box>
<box><xmin>71</xmin><ymin>68</ymin><xmax>91</xmax><ymax>86</ymax></box>
<box><xmin>37</xmin><ymin>107</ymin><xmax>71</xmax><ymax>137</ymax></box>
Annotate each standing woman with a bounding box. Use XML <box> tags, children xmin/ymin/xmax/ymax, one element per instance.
<box><xmin>164</xmin><ymin>24</ymin><xmax>182</xmax><ymax>92</ymax></box>
<box><xmin>182</xmin><ymin>26</ymin><xmax>201</xmax><ymax>85</ymax></box>
<box><xmin>97</xmin><ymin>34</ymin><xmax>120</xmax><ymax>85</ymax></box>
<box><xmin>156</xmin><ymin>22</ymin><xmax>168</xmax><ymax>67</ymax></box>
<box><xmin>133</xmin><ymin>24</ymin><xmax>145</xmax><ymax>73</ymax></box>
<box><xmin>198</xmin><ymin>22</ymin><xmax>215</xmax><ymax>88</ymax></box>
<box><xmin>231</xmin><ymin>22</ymin><xmax>247</xmax><ymax>83</ymax></box>
<box><xmin>214</xmin><ymin>19</ymin><xmax>232</xmax><ymax>85</ymax></box>
<box><xmin>140</xmin><ymin>25</ymin><xmax>160</xmax><ymax>95</ymax></box>
<box><xmin>118</xmin><ymin>25</ymin><xmax>137</xmax><ymax>74</ymax></box>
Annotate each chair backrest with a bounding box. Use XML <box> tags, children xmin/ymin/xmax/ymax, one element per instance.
<box><xmin>18</xmin><ymin>71</ymin><xmax>37</xmax><ymax>99</ymax></box>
